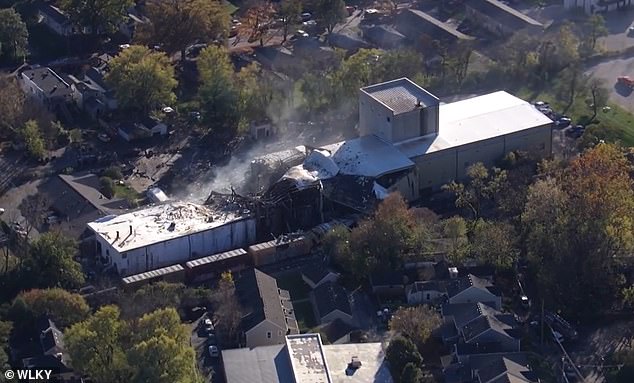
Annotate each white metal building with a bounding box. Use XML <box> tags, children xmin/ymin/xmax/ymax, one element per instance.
<box><xmin>358</xmin><ymin>78</ymin><xmax>553</xmax><ymax>198</ymax></box>
<box><xmin>87</xmin><ymin>202</ymin><xmax>256</xmax><ymax>276</ymax></box>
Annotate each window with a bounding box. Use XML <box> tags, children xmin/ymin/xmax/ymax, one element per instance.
<box><xmin>426</xmin><ymin>293</ymin><xmax>430</xmax><ymax>300</ymax></box>
<box><xmin>122</xmin><ymin>253</ymin><xmax>127</xmax><ymax>259</ymax></box>
<box><xmin>267</xmin><ymin>332</ymin><xmax>272</xmax><ymax>339</ymax></box>
<box><xmin>387</xmin><ymin>117</ymin><xmax>391</xmax><ymax>122</ymax></box>
<box><xmin>106</xmin><ymin>249</ymin><xmax>110</xmax><ymax>256</ymax></box>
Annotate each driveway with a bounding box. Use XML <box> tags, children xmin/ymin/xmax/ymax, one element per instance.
<box><xmin>586</xmin><ymin>57</ymin><xmax>634</xmax><ymax>113</ymax></box>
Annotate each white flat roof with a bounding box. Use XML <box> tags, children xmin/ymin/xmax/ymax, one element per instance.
<box><xmin>87</xmin><ymin>202</ymin><xmax>251</xmax><ymax>252</ymax></box>
<box><xmin>286</xmin><ymin>334</ymin><xmax>332</xmax><ymax>383</ymax></box>
<box><xmin>395</xmin><ymin>91</ymin><xmax>552</xmax><ymax>158</ymax></box>
<box><xmin>321</xmin><ymin>135</ymin><xmax>414</xmax><ymax>178</ymax></box>
<box><xmin>324</xmin><ymin>343</ymin><xmax>393</xmax><ymax>383</ymax></box>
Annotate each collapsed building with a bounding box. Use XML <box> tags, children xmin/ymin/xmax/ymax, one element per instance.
<box><xmin>88</xmin><ymin>77</ymin><xmax>552</xmax><ymax>277</ymax></box>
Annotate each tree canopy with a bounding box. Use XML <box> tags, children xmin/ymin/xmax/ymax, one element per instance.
<box><xmin>0</xmin><ymin>8</ymin><xmax>28</xmax><ymax>61</ymax></box>
<box><xmin>22</xmin><ymin>232</ymin><xmax>84</xmax><ymax>290</ymax></box>
<box><xmin>522</xmin><ymin>144</ymin><xmax>634</xmax><ymax>318</ymax></box>
<box><xmin>106</xmin><ymin>45</ymin><xmax>177</xmax><ymax>113</ymax></box>
<box><xmin>389</xmin><ymin>306</ymin><xmax>442</xmax><ymax>348</ymax></box>
<box><xmin>136</xmin><ymin>0</ymin><xmax>230</xmax><ymax>57</ymax></box>
<box><xmin>11</xmin><ymin>288</ymin><xmax>90</xmax><ymax>329</ymax></box>
<box><xmin>385</xmin><ymin>335</ymin><xmax>423</xmax><ymax>383</ymax></box>
<box><xmin>20</xmin><ymin>120</ymin><xmax>46</xmax><ymax>160</ymax></box>
<box><xmin>60</xmin><ymin>0</ymin><xmax>133</xmax><ymax>35</ymax></box>
<box><xmin>314</xmin><ymin>0</ymin><xmax>346</xmax><ymax>33</ymax></box>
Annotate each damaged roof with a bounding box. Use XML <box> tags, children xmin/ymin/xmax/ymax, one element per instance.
<box><xmin>320</xmin><ymin>135</ymin><xmax>414</xmax><ymax>178</ymax></box>
<box><xmin>361</xmin><ymin>77</ymin><xmax>440</xmax><ymax>113</ymax></box>
<box><xmin>87</xmin><ymin>202</ymin><xmax>252</xmax><ymax>252</ymax></box>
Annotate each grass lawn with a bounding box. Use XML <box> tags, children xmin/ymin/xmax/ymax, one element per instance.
<box><xmin>113</xmin><ymin>183</ymin><xmax>141</xmax><ymax>201</ymax></box>
<box><xmin>292</xmin><ymin>300</ymin><xmax>317</xmax><ymax>332</ymax></box>
<box><xmin>514</xmin><ymin>86</ymin><xmax>634</xmax><ymax>147</ymax></box>
<box><xmin>276</xmin><ymin>273</ymin><xmax>312</xmax><ymax>301</ymax></box>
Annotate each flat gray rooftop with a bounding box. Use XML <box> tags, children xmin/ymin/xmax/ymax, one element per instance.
<box><xmin>361</xmin><ymin>78</ymin><xmax>439</xmax><ymax>114</ymax></box>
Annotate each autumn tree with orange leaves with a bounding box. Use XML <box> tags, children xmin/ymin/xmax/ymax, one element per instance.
<box><xmin>522</xmin><ymin>143</ymin><xmax>634</xmax><ymax>319</ymax></box>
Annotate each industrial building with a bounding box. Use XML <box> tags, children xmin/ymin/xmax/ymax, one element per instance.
<box><xmin>222</xmin><ymin>333</ymin><xmax>393</xmax><ymax>383</ymax></box>
<box><xmin>264</xmin><ymin>77</ymin><xmax>552</xmax><ymax>207</ymax></box>
<box><xmin>88</xmin><ymin>201</ymin><xmax>256</xmax><ymax>276</ymax></box>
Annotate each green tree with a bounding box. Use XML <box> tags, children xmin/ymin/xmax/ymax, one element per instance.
<box><xmin>443</xmin><ymin>163</ymin><xmax>507</xmax><ymax>220</ymax></box>
<box><xmin>0</xmin><ymin>320</ymin><xmax>12</xmax><ymax>380</ymax></box>
<box><xmin>588</xmin><ymin>78</ymin><xmax>609</xmax><ymax>122</ymax></box>
<box><xmin>385</xmin><ymin>336</ymin><xmax>423</xmax><ymax>383</ymax></box>
<box><xmin>315</xmin><ymin>0</ymin><xmax>346</xmax><ymax>33</ymax></box>
<box><xmin>106</xmin><ymin>45</ymin><xmax>177</xmax><ymax>113</ymax></box>
<box><xmin>99</xmin><ymin>176</ymin><xmax>115</xmax><ymax>198</ymax></box>
<box><xmin>279</xmin><ymin>0</ymin><xmax>302</xmax><ymax>42</ymax></box>
<box><xmin>400</xmin><ymin>362</ymin><xmax>425</xmax><ymax>383</ymax></box>
<box><xmin>211</xmin><ymin>271</ymin><xmax>243</xmax><ymax>343</ymax></box>
<box><xmin>0</xmin><ymin>77</ymin><xmax>25</xmax><ymax>135</ymax></box>
<box><xmin>470</xmin><ymin>220</ymin><xmax>518</xmax><ymax>270</ymax></box>
<box><xmin>23</xmin><ymin>232</ymin><xmax>84</xmax><ymax>290</ymax></box>
<box><xmin>65</xmin><ymin>306</ymin><xmax>132</xmax><ymax>383</ymax></box>
<box><xmin>389</xmin><ymin>306</ymin><xmax>441</xmax><ymax>349</ymax></box>
<box><xmin>197</xmin><ymin>45</ymin><xmax>239</xmax><ymax>133</ymax></box>
<box><xmin>583</xmin><ymin>14</ymin><xmax>608</xmax><ymax>52</ymax></box>
<box><xmin>0</xmin><ymin>8</ymin><xmax>28</xmax><ymax>60</ymax></box>
<box><xmin>60</xmin><ymin>0</ymin><xmax>133</xmax><ymax>35</ymax></box>
<box><xmin>20</xmin><ymin>120</ymin><xmax>46</xmax><ymax>160</ymax></box>
<box><xmin>129</xmin><ymin>308</ymin><xmax>198</xmax><ymax>383</ymax></box>
<box><xmin>442</xmin><ymin>216</ymin><xmax>468</xmax><ymax>265</ymax></box>
<box><xmin>522</xmin><ymin>144</ymin><xmax>634</xmax><ymax>318</ymax></box>
<box><xmin>12</xmin><ymin>288</ymin><xmax>90</xmax><ymax>329</ymax></box>
<box><xmin>136</xmin><ymin>0</ymin><xmax>229</xmax><ymax>59</ymax></box>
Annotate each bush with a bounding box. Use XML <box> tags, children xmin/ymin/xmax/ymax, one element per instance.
<box><xmin>103</xmin><ymin>166</ymin><xmax>123</xmax><ymax>180</ymax></box>
<box><xmin>99</xmin><ymin>176</ymin><xmax>115</xmax><ymax>198</ymax></box>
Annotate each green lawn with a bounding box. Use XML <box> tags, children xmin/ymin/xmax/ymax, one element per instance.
<box><xmin>113</xmin><ymin>183</ymin><xmax>141</xmax><ymax>201</ymax></box>
<box><xmin>275</xmin><ymin>273</ymin><xmax>312</xmax><ymax>301</ymax></box>
<box><xmin>514</xmin><ymin>87</ymin><xmax>634</xmax><ymax>147</ymax></box>
<box><xmin>292</xmin><ymin>301</ymin><xmax>317</xmax><ymax>332</ymax></box>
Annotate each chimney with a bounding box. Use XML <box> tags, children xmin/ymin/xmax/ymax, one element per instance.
<box><xmin>129</xmin><ymin>225</ymin><xmax>133</xmax><ymax>235</ymax></box>
<box><xmin>115</xmin><ymin>231</ymin><xmax>120</xmax><ymax>241</ymax></box>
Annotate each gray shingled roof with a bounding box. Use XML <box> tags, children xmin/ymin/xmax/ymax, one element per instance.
<box><xmin>362</xmin><ymin>78</ymin><xmax>439</xmax><ymax>114</ymax></box>
<box><xmin>312</xmin><ymin>282</ymin><xmax>352</xmax><ymax>318</ymax></box>
<box><xmin>477</xmin><ymin>355</ymin><xmax>537</xmax><ymax>383</ymax></box>
<box><xmin>22</xmin><ymin>67</ymin><xmax>73</xmax><ymax>98</ymax></box>
<box><xmin>466</xmin><ymin>0</ymin><xmax>543</xmax><ymax>30</ymax></box>
<box><xmin>235</xmin><ymin>269</ymin><xmax>291</xmax><ymax>332</ymax></box>
<box><xmin>446</xmin><ymin>274</ymin><xmax>497</xmax><ymax>298</ymax></box>
<box><xmin>461</xmin><ymin>314</ymin><xmax>514</xmax><ymax>343</ymax></box>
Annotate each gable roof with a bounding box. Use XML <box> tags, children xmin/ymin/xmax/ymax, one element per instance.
<box><xmin>477</xmin><ymin>355</ymin><xmax>538</xmax><ymax>383</ymax></box>
<box><xmin>466</xmin><ymin>0</ymin><xmax>543</xmax><ymax>30</ymax></box>
<box><xmin>461</xmin><ymin>314</ymin><xmax>514</xmax><ymax>343</ymax></box>
<box><xmin>396</xmin><ymin>9</ymin><xmax>474</xmax><ymax>42</ymax></box>
<box><xmin>313</xmin><ymin>282</ymin><xmax>352</xmax><ymax>318</ymax></box>
<box><xmin>447</xmin><ymin>274</ymin><xmax>498</xmax><ymax>298</ymax></box>
<box><xmin>38</xmin><ymin>4</ymin><xmax>70</xmax><ymax>25</ymax></box>
<box><xmin>302</xmin><ymin>262</ymin><xmax>336</xmax><ymax>286</ymax></box>
<box><xmin>21</xmin><ymin>67</ymin><xmax>73</xmax><ymax>98</ymax></box>
<box><xmin>235</xmin><ymin>268</ymin><xmax>289</xmax><ymax>332</ymax></box>
<box><xmin>318</xmin><ymin>319</ymin><xmax>357</xmax><ymax>344</ymax></box>
<box><xmin>442</xmin><ymin>302</ymin><xmax>501</xmax><ymax>329</ymax></box>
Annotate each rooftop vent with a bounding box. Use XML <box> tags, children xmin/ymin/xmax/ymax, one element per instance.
<box><xmin>349</xmin><ymin>356</ymin><xmax>362</xmax><ymax>369</ymax></box>
<box><xmin>167</xmin><ymin>222</ymin><xmax>176</xmax><ymax>231</ymax></box>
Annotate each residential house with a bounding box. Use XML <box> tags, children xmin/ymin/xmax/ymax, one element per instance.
<box><xmin>443</xmin><ymin>352</ymin><xmax>539</xmax><ymax>383</ymax></box>
<box><xmin>37</xmin><ymin>4</ymin><xmax>75</xmax><ymax>36</ymax></box>
<box><xmin>21</xmin><ymin>317</ymin><xmax>83</xmax><ymax>382</ymax></box>
<box><xmin>19</xmin><ymin>67</ymin><xmax>75</xmax><ymax>113</ymax></box>
<box><xmin>461</xmin><ymin>314</ymin><xmax>520</xmax><ymax>352</ymax></box>
<box><xmin>311</xmin><ymin>282</ymin><xmax>354</xmax><ymax>326</ymax></box>
<box><xmin>363</xmin><ymin>25</ymin><xmax>406</xmax><ymax>49</ymax></box>
<box><xmin>447</xmin><ymin>274</ymin><xmax>501</xmax><ymax>309</ymax></box>
<box><xmin>117</xmin><ymin>117</ymin><xmax>168</xmax><ymax>142</ymax></box>
<box><xmin>235</xmin><ymin>268</ymin><xmax>299</xmax><ymax>348</ymax></box>
<box><xmin>407</xmin><ymin>280</ymin><xmax>447</xmax><ymax>305</ymax></box>
<box><xmin>317</xmin><ymin>319</ymin><xmax>357</xmax><ymax>344</ymax></box>
<box><xmin>465</xmin><ymin>0</ymin><xmax>543</xmax><ymax>38</ymax></box>
<box><xmin>370</xmin><ymin>270</ymin><xmax>408</xmax><ymax>300</ymax></box>
<box><xmin>302</xmin><ymin>262</ymin><xmax>339</xmax><ymax>289</ymax></box>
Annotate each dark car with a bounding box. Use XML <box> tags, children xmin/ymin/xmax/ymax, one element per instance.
<box><xmin>555</xmin><ymin>116</ymin><xmax>572</xmax><ymax>128</ymax></box>
<box><xmin>565</xmin><ymin>125</ymin><xmax>585</xmax><ymax>138</ymax></box>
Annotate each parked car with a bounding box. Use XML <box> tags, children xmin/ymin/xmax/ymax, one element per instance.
<box><xmin>295</xmin><ymin>30</ymin><xmax>309</xmax><ymax>38</ymax></box>
<box><xmin>555</xmin><ymin>116</ymin><xmax>572</xmax><ymax>128</ymax></box>
<box><xmin>202</xmin><ymin>318</ymin><xmax>215</xmax><ymax>334</ymax></box>
<box><xmin>520</xmin><ymin>295</ymin><xmax>530</xmax><ymax>308</ymax></box>
<box><xmin>302</xmin><ymin>20</ymin><xmax>317</xmax><ymax>27</ymax></box>
<box><xmin>98</xmin><ymin>133</ymin><xmax>111</xmax><ymax>143</ymax></box>
<box><xmin>565</xmin><ymin>125</ymin><xmax>585</xmax><ymax>138</ymax></box>
<box><xmin>208</xmin><ymin>345</ymin><xmax>220</xmax><ymax>358</ymax></box>
<box><xmin>534</xmin><ymin>101</ymin><xmax>549</xmax><ymax>107</ymax></box>
<box><xmin>0</xmin><ymin>208</ymin><xmax>5</xmax><ymax>215</ymax></box>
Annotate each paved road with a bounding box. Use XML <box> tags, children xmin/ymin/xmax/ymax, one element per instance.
<box><xmin>586</xmin><ymin>57</ymin><xmax>634</xmax><ymax>113</ymax></box>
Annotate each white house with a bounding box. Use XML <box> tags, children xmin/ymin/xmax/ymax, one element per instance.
<box><xmin>447</xmin><ymin>274</ymin><xmax>502</xmax><ymax>310</ymax></box>
<box><xmin>19</xmin><ymin>67</ymin><xmax>75</xmax><ymax>111</ymax></box>
<box><xmin>235</xmin><ymin>269</ymin><xmax>299</xmax><ymax>348</ymax></box>
<box><xmin>87</xmin><ymin>202</ymin><xmax>256</xmax><ymax>276</ymax></box>
<box><xmin>407</xmin><ymin>280</ymin><xmax>447</xmax><ymax>304</ymax></box>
